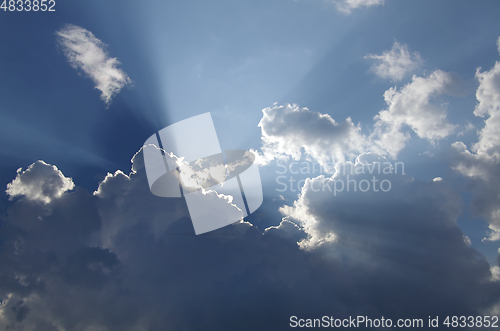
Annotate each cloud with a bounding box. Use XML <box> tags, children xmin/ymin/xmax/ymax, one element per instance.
<box><xmin>1</xmin><ymin>152</ymin><xmax>500</xmax><ymax>329</ymax></box>
<box><xmin>372</xmin><ymin>70</ymin><xmax>459</xmax><ymax>157</ymax></box>
<box><xmin>254</xmin><ymin>71</ymin><xmax>459</xmax><ymax>166</ymax></box>
<box><xmin>452</xmin><ymin>45</ymin><xmax>500</xmax><ymax>240</ymax></box>
<box><xmin>282</xmin><ymin>154</ymin><xmax>449</xmax><ymax>249</ymax></box>
<box><xmin>6</xmin><ymin>161</ymin><xmax>74</xmax><ymax>204</ymax></box>
<box><xmin>365</xmin><ymin>41</ymin><xmax>422</xmax><ymax>82</ymax></box>
<box><xmin>257</xmin><ymin>103</ymin><xmax>367</xmax><ymax>171</ymax></box>
<box><xmin>280</xmin><ymin>153</ymin><xmax>500</xmax><ymax>311</ymax></box>
<box><xmin>334</xmin><ymin>0</ymin><xmax>384</xmax><ymax>14</ymax></box>
<box><xmin>56</xmin><ymin>24</ymin><xmax>131</xmax><ymax>105</ymax></box>
<box><xmin>1</xmin><ymin>50</ymin><xmax>498</xmax><ymax>326</ymax></box>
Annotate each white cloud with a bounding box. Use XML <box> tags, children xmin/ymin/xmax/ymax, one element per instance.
<box><xmin>365</xmin><ymin>41</ymin><xmax>422</xmax><ymax>82</ymax></box>
<box><xmin>372</xmin><ymin>70</ymin><xmax>459</xmax><ymax>157</ymax></box>
<box><xmin>56</xmin><ymin>24</ymin><xmax>131</xmax><ymax>105</ymax></box>
<box><xmin>497</xmin><ymin>36</ymin><xmax>500</xmax><ymax>55</ymax></box>
<box><xmin>335</xmin><ymin>0</ymin><xmax>384</xmax><ymax>14</ymax></box>
<box><xmin>472</xmin><ymin>62</ymin><xmax>500</xmax><ymax>158</ymax></box>
<box><xmin>257</xmin><ymin>103</ymin><xmax>367</xmax><ymax>171</ymax></box>
<box><xmin>452</xmin><ymin>51</ymin><xmax>500</xmax><ymax>240</ymax></box>
<box><xmin>6</xmin><ymin>160</ymin><xmax>74</xmax><ymax>204</ymax></box>
<box><xmin>254</xmin><ymin>69</ymin><xmax>459</xmax><ymax>165</ymax></box>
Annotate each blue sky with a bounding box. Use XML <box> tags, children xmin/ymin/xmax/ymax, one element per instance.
<box><xmin>2</xmin><ymin>0</ymin><xmax>500</xmax><ymax>329</ymax></box>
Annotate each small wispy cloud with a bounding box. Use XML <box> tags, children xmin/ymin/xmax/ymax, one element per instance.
<box><xmin>365</xmin><ymin>41</ymin><xmax>421</xmax><ymax>82</ymax></box>
<box><xmin>56</xmin><ymin>24</ymin><xmax>131</xmax><ymax>106</ymax></box>
<box><xmin>335</xmin><ymin>0</ymin><xmax>384</xmax><ymax>14</ymax></box>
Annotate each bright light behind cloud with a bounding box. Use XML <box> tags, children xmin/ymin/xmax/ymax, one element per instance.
<box><xmin>257</xmin><ymin>103</ymin><xmax>366</xmax><ymax>171</ymax></box>
<box><xmin>6</xmin><ymin>161</ymin><xmax>74</xmax><ymax>204</ymax></box>
<box><xmin>2</xmin><ymin>1</ymin><xmax>500</xmax><ymax>329</ymax></box>
<box><xmin>56</xmin><ymin>24</ymin><xmax>131</xmax><ymax>105</ymax></box>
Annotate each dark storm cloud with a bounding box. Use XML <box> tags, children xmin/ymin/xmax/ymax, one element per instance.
<box><xmin>0</xmin><ymin>150</ymin><xmax>499</xmax><ymax>330</ymax></box>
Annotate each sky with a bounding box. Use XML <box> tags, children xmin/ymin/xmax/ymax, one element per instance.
<box><xmin>1</xmin><ymin>0</ymin><xmax>500</xmax><ymax>329</ymax></box>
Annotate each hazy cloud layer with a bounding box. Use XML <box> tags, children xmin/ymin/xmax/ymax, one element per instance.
<box><xmin>56</xmin><ymin>24</ymin><xmax>131</xmax><ymax>105</ymax></box>
<box><xmin>365</xmin><ymin>41</ymin><xmax>421</xmax><ymax>82</ymax></box>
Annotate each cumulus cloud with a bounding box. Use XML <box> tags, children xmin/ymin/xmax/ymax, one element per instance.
<box><xmin>56</xmin><ymin>24</ymin><xmax>131</xmax><ymax>105</ymax></box>
<box><xmin>372</xmin><ymin>70</ymin><xmax>459</xmax><ymax>157</ymax></box>
<box><xmin>257</xmin><ymin>103</ymin><xmax>367</xmax><ymax>171</ymax></box>
<box><xmin>281</xmin><ymin>153</ymin><xmax>499</xmax><ymax>308</ymax></box>
<box><xmin>6</xmin><ymin>161</ymin><xmax>74</xmax><ymax>204</ymax></box>
<box><xmin>334</xmin><ymin>0</ymin><xmax>384</xmax><ymax>14</ymax></box>
<box><xmin>365</xmin><ymin>41</ymin><xmax>422</xmax><ymax>82</ymax></box>
<box><xmin>255</xmin><ymin>71</ymin><xmax>460</xmax><ymax>166</ymax></box>
<box><xmin>2</xmin><ymin>152</ymin><xmax>500</xmax><ymax>330</ymax></box>
<box><xmin>0</xmin><ymin>48</ymin><xmax>496</xmax><ymax>326</ymax></box>
<box><xmin>281</xmin><ymin>153</ymin><xmax>413</xmax><ymax>248</ymax></box>
<box><xmin>452</xmin><ymin>45</ymin><xmax>500</xmax><ymax>240</ymax></box>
